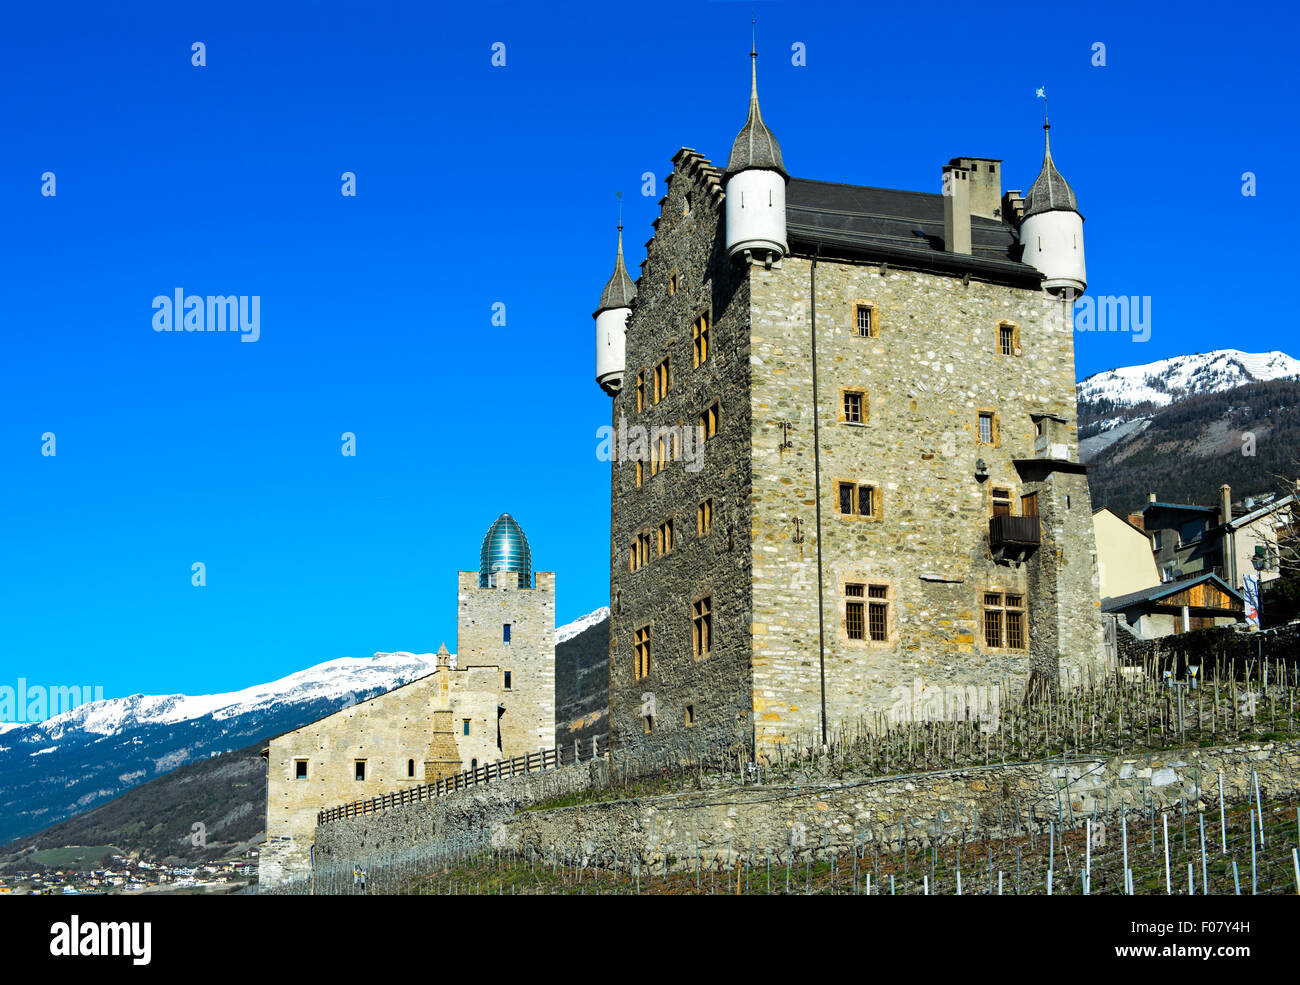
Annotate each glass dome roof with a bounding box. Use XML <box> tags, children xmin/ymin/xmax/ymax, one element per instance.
<box><xmin>479</xmin><ymin>513</ymin><xmax>532</xmax><ymax>588</ymax></box>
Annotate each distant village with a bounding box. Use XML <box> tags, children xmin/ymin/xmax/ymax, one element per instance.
<box><xmin>0</xmin><ymin>850</ymin><xmax>259</xmax><ymax>895</ymax></box>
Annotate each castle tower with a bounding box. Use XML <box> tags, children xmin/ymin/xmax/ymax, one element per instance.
<box><xmin>1020</xmin><ymin>118</ymin><xmax>1086</xmax><ymax>295</ymax></box>
<box><xmin>594</xmin><ymin>224</ymin><xmax>636</xmax><ymax>396</ymax></box>
<box><xmin>459</xmin><ymin>514</ymin><xmax>555</xmax><ymax>752</ymax></box>
<box><xmin>724</xmin><ymin>45</ymin><xmax>788</xmax><ymax>266</ymax></box>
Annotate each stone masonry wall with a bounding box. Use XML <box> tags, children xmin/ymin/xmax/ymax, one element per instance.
<box><xmin>494</xmin><ymin>740</ymin><xmax>1300</xmax><ymax>866</ymax></box>
<box><xmin>609</xmin><ymin>151</ymin><xmax>755</xmax><ymax>757</ymax></box>
<box><xmin>748</xmin><ymin>258</ymin><xmax>1096</xmax><ymax>750</ymax></box>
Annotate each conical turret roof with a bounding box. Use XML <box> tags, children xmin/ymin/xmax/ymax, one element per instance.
<box><xmin>1023</xmin><ymin>120</ymin><xmax>1079</xmax><ymax>218</ymax></box>
<box><xmin>726</xmin><ymin>51</ymin><xmax>787</xmax><ymax>178</ymax></box>
<box><xmin>596</xmin><ymin>225</ymin><xmax>637</xmax><ymax>313</ymax></box>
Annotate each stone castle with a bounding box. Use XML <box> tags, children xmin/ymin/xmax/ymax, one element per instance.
<box><xmin>260</xmin><ymin>514</ymin><xmax>555</xmax><ymax>886</ymax></box>
<box><xmin>592</xmin><ymin>48</ymin><xmax>1109</xmax><ymax>759</ymax></box>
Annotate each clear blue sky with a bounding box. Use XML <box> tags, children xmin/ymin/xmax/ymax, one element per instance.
<box><xmin>2</xmin><ymin>0</ymin><xmax>1294</xmax><ymax>701</ymax></box>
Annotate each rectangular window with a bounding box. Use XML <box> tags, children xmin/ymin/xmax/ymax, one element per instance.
<box><xmin>999</xmin><ymin>322</ymin><xmax>1016</xmax><ymax>356</ymax></box>
<box><xmin>463</xmin><ymin>719</ymin><xmax>471</xmax><ymax>736</ymax></box>
<box><xmin>503</xmin><ymin>623</ymin><xmax>511</xmax><ymax>644</ymax></box>
<box><xmin>692</xmin><ymin>313</ymin><xmax>710</xmax><ymax>368</ymax></box>
<box><xmin>657</xmin><ymin>518</ymin><xmax>674</xmax><ymax>556</ymax></box>
<box><xmin>842</xmin><ymin>389</ymin><xmax>866</xmax><ymax>424</ymax></box>
<box><xmin>692</xmin><ymin>596</ymin><xmax>712</xmax><ymax>658</ymax></box>
<box><xmin>407</xmin><ymin>759</ymin><xmax>416</xmax><ymax>778</ymax></box>
<box><xmin>654</xmin><ymin>357</ymin><xmax>671</xmax><ymax>403</ymax></box>
<box><xmin>698</xmin><ymin>498</ymin><xmax>713</xmax><ymax>535</ymax></box>
<box><xmin>503</xmin><ymin>670</ymin><xmax>512</xmax><ymax>690</ymax></box>
<box><xmin>685</xmin><ymin>704</ymin><xmax>695</xmax><ymax>727</ymax></box>
<box><xmin>1021</xmin><ymin>492</ymin><xmax>1039</xmax><ymax>517</ymax></box>
<box><xmin>354</xmin><ymin>760</ymin><xmax>366</xmax><ymax>782</ymax></box>
<box><xmin>630</xmin><ymin>532</ymin><xmax>651</xmax><ymax>572</ymax></box>
<box><xmin>669</xmin><ymin>270</ymin><xmax>678</xmax><ymax>296</ymax></box>
<box><xmin>636</xmin><ymin>371</ymin><xmax>645</xmax><ymax>412</ymax></box>
<box><xmin>634</xmin><ymin>625</ymin><xmax>651</xmax><ymax>679</ymax></box>
<box><xmin>845</xmin><ymin>583</ymin><xmax>865</xmax><ymax>640</ymax></box>
<box><xmin>855</xmin><ymin>304</ymin><xmax>877</xmax><ymax>338</ymax></box>
<box><xmin>837</xmin><ymin>481</ymin><xmax>877</xmax><ymax>518</ymax></box>
<box><xmin>978</xmin><ymin>411</ymin><xmax>995</xmax><ymax>444</ymax></box>
<box><xmin>644</xmin><ymin>714</ymin><xmax>654</xmax><ymax>734</ymax></box>
<box><xmin>992</xmin><ymin>487</ymin><xmax>1012</xmax><ymax>517</ymax></box>
<box><xmin>635</xmin><ymin>460</ymin><xmax>643</xmax><ymax>488</ymax></box>
<box><xmin>983</xmin><ymin>592</ymin><xmax>1027</xmax><ymax>649</ymax></box>
<box><xmin>699</xmin><ymin>401</ymin><xmax>719</xmax><ymax>439</ymax></box>
<box><xmin>295</xmin><ymin>760</ymin><xmax>308</xmax><ymax>780</ymax></box>
<box><xmin>867</xmin><ymin>584</ymin><xmax>888</xmax><ymax>641</ymax></box>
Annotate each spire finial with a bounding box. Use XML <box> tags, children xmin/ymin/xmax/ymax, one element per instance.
<box><xmin>751</xmin><ymin>14</ymin><xmax>756</xmax><ymax>57</ymax></box>
<box><xmin>616</xmin><ymin>191</ymin><xmax>623</xmax><ymax>234</ymax></box>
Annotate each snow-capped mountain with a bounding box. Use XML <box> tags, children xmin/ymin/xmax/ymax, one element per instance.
<box><xmin>1077</xmin><ymin>349</ymin><xmax>1300</xmax><ymax>416</ymax></box>
<box><xmin>0</xmin><ymin>608</ymin><xmax>608</xmax><ymax>848</ymax></box>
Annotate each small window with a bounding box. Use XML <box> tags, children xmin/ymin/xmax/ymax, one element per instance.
<box><xmin>630</xmin><ymin>532</ymin><xmax>651</xmax><ymax>572</ymax></box>
<box><xmin>698</xmin><ymin>498</ymin><xmax>713</xmax><ymax>536</ymax></box>
<box><xmin>998</xmin><ymin>322</ymin><xmax>1018</xmax><ymax>356</ymax></box>
<box><xmin>841</xmin><ymin>389</ymin><xmax>867</xmax><ymax>424</ymax></box>
<box><xmin>471</xmin><ymin>758</ymin><xmax>478</xmax><ymax>771</ymax></box>
<box><xmin>692</xmin><ymin>313</ymin><xmax>710</xmax><ymax>368</ymax></box>
<box><xmin>295</xmin><ymin>760</ymin><xmax>308</xmax><ymax>780</ymax></box>
<box><xmin>463</xmin><ymin>719</ymin><xmax>470</xmax><ymax>736</ymax></box>
<box><xmin>683</xmin><ymin>193</ymin><xmax>692</xmax><ymax>217</ymax></box>
<box><xmin>867</xmin><ymin>585</ymin><xmax>888</xmax><ymax>641</ymax></box>
<box><xmin>644</xmin><ymin>714</ymin><xmax>654</xmax><ymax>734</ymax></box>
<box><xmin>354</xmin><ymin>760</ymin><xmax>366</xmax><ymax>782</ymax></box>
<box><xmin>503</xmin><ymin>670</ymin><xmax>512</xmax><ymax>690</ymax></box>
<box><xmin>983</xmin><ymin>592</ymin><xmax>1026</xmax><ymax>649</ymax></box>
<box><xmin>992</xmin><ymin>487</ymin><xmax>1012</xmax><ymax>517</ymax></box>
<box><xmin>692</xmin><ymin>596</ymin><xmax>712</xmax><ymax>658</ymax></box>
<box><xmin>503</xmin><ymin>623</ymin><xmax>511</xmax><ymax>644</ymax></box>
<box><xmin>657</xmin><ymin>518</ymin><xmax>674</xmax><ymax>556</ymax></box>
<box><xmin>837</xmin><ymin>481</ymin><xmax>877</xmax><ymax>518</ymax></box>
<box><xmin>978</xmin><ymin>411</ymin><xmax>997</xmax><ymax>445</ymax></box>
<box><xmin>653</xmin><ymin>357</ymin><xmax>671</xmax><ymax>403</ymax></box>
<box><xmin>635</xmin><ymin>460</ymin><xmax>643</xmax><ymax>488</ymax></box>
<box><xmin>407</xmin><ymin>758</ymin><xmax>415</xmax><ymax>778</ymax></box>
<box><xmin>685</xmin><ymin>704</ymin><xmax>695</xmax><ymax>727</ymax></box>
<box><xmin>855</xmin><ymin>303</ymin><xmax>877</xmax><ymax>338</ymax></box>
<box><xmin>635</xmin><ymin>371</ymin><xmax>645</xmax><ymax>413</ymax></box>
<box><xmin>669</xmin><ymin>270</ymin><xmax>678</xmax><ymax>295</ymax></box>
<box><xmin>700</xmin><ymin>401</ymin><xmax>720</xmax><ymax>439</ymax></box>
<box><xmin>634</xmin><ymin>625</ymin><xmax>652</xmax><ymax>679</ymax></box>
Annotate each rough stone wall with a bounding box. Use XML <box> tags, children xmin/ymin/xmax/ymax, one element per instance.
<box><xmin>495</xmin><ymin>740</ymin><xmax>1300</xmax><ymax>865</ymax></box>
<box><xmin>311</xmin><ymin>758</ymin><xmax>608</xmax><ymax>865</ymax></box>
<box><xmin>748</xmin><ymin>258</ymin><xmax>1087</xmax><ymax>749</ymax></box>
<box><xmin>609</xmin><ymin>151</ymin><xmax>755</xmax><ymax>757</ymax></box>
<box><xmin>457</xmin><ymin>569</ymin><xmax>555</xmax><ymax>753</ymax></box>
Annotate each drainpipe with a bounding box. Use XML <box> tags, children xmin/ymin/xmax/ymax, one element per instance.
<box><xmin>810</xmin><ymin>247</ymin><xmax>827</xmax><ymax>747</ymax></box>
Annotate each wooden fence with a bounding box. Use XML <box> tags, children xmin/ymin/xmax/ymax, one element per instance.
<box><xmin>318</xmin><ymin>735</ymin><xmax>606</xmax><ymax>825</ymax></box>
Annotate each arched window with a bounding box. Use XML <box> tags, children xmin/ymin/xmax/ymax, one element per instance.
<box><xmin>407</xmin><ymin>759</ymin><xmax>415</xmax><ymax>778</ymax></box>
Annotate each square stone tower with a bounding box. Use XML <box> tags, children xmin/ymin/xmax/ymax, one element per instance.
<box><xmin>605</xmin><ymin>148</ymin><xmax>1107</xmax><ymax>761</ymax></box>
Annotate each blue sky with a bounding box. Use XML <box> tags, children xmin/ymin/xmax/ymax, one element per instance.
<box><xmin>1</xmin><ymin>0</ymin><xmax>1294</xmax><ymax>702</ymax></box>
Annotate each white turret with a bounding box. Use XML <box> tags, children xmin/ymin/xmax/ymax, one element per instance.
<box><xmin>594</xmin><ymin>224</ymin><xmax>636</xmax><ymax>395</ymax></box>
<box><xmin>724</xmin><ymin>47</ymin><xmax>788</xmax><ymax>265</ymax></box>
<box><xmin>1020</xmin><ymin>118</ymin><xmax>1085</xmax><ymax>295</ymax></box>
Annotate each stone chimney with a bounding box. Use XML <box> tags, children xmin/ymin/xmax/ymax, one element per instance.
<box><xmin>1002</xmin><ymin>189</ymin><xmax>1026</xmax><ymax>225</ymax></box>
<box><xmin>948</xmin><ymin>157</ymin><xmax>1003</xmax><ymax>219</ymax></box>
<box><xmin>436</xmin><ymin>642</ymin><xmax>451</xmax><ymax>670</ymax></box>
<box><xmin>1220</xmin><ymin>483</ymin><xmax>1233</xmax><ymax>525</ymax></box>
<box><xmin>1148</xmin><ymin>492</ymin><xmax>1157</xmax><ymax>504</ymax></box>
<box><xmin>942</xmin><ymin>163</ymin><xmax>971</xmax><ymax>255</ymax></box>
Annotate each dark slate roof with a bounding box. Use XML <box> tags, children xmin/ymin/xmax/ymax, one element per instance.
<box><xmin>726</xmin><ymin>54</ymin><xmax>787</xmax><ymax>178</ymax></box>
<box><xmin>785</xmin><ymin>178</ymin><xmax>1041</xmax><ymax>287</ymax></box>
<box><xmin>1023</xmin><ymin>123</ymin><xmax>1079</xmax><ymax>218</ymax></box>
<box><xmin>1100</xmin><ymin>573</ymin><xmax>1243</xmax><ymax>613</ymax></box>
<box><xmin>596</xmin><ymin>226</ymin><xmax>637</xmax><ymax>313</ymax></box>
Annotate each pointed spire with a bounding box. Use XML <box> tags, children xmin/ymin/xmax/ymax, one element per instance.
<box><xmin>596</xmin><ymin>213</ymin><xmax>637</xmax><ymax>313</ymax></box>
<box><xmin>1024</xmin><ymin>113</ymin><xmax>1079</xmax><ymax>217</ymax></box>
<box><xmin>726</xmin><ymin>42</ymin><xmax>787</xmax><ymax>177</ymax></box>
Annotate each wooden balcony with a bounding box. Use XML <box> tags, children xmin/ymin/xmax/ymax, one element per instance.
<box><xmin>989</xmin><ymin>514</ymin><xmax>1041</xmax><ymax>549</ymax></box>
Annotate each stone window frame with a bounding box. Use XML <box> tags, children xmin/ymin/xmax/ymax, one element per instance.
<box><xmin>700</xmin><ymin>399</ymin><xmax>720</xmax><ymax>440</ymax></box>
<box><xmin>657</xmin><ymin>517</ymin><xmax>675</xmax><ymax>557</ymax></box>
<box><xmin>503</xmin><ymin>670</ymin><xmax>513</xmax><ymax>691</ymax></box>
<box><xmin>629</xmin><ymin>531</ymin><xmax>652</xmax><ymax>572</ymax></box>
<box><xmin>851</xmin><ymin>299</ymin><xmax>879</xmax><ymax>338</ymax></box>
<box><xmin>653</xmin><ymin>355</ymin><xmax>671</xmax><ymax>404</ymax></box>
<box><xmin>684</xmin><ymin>703</ymin><xmax>696</xmax><ymax>727</ymax></box>
<box><xmin>407</xmin><ymin>758</ymin><xmax>416</xmax><ymax>779</ymax></box>
<box><xmin>635</xmin><ymin>370</ymin><xmax>645</xmax><ymax>413</ymax></box>
<box><xmin>354</xmin><ymin>759</ymin><xmax>367</xmax><ymax>782</ymax></box>
<box><xmin>691</xmin><ymin>308</ymin><xmax>711</xmax><ymax>368</ymax></box>
<box><xmin>697</xmin><ymin>497</ymin><xmax>714</xmax><ymax>537</ymax></box>
<box><xmin>976</xmin><ymin>408</ymin><xmax>1001</xmax><ymax>447</ymax></box>
<box><xmin>634</xmin><ymin>623</ymin><xmax>652</xmax><ymax>680</ymax></box>
<box><xmin>838</xmin><ymin>386</ymin><xmax>869</xmax><ymax>426</ymax></box>
<box><xmin>833</xmin><ymin>476</ymin><xmax>882</xmax><ymax>522</ymax></box>
<box><xmin>294</xmin><ymin>759</ymin><xmax>308</xmax><ymax>780</ymax></box>
<box><xmin>980</xmin><ymin>587</ymin><xmax>1029</xmax><ymax>652</ymax></box>
<box><xmin>838</xmin><ymin>575</ymin><xmax>896</xmax><ymax>647</ymax></box>
<box><xmin>691</xmin><ymin>592</ymin><xmax>713</xmax><ymax>660</ymax></box>
<box><xmin>990</xmin><ymin>482</ymin><xmax>1018</xmax><ymax>518</ymax></box>
<box><xmin>996</xmin><ymin>319</ymin><xmax>1022</xmax><ymax>357</ymax></box>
